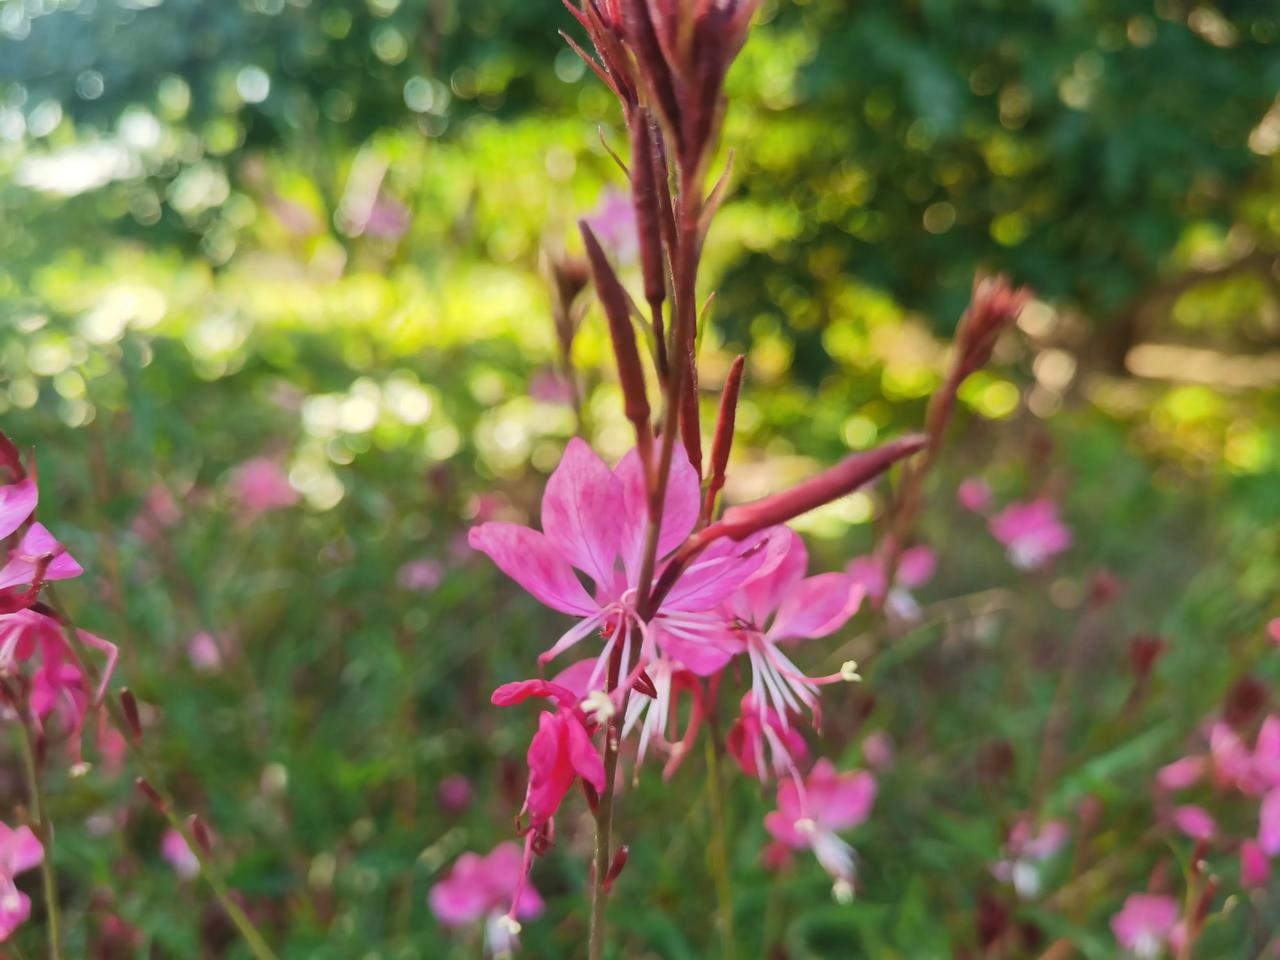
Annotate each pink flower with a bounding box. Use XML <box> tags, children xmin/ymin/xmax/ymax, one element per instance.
<box><xmin>695</xmin><ymin>528</ymin><xmax>862</xmax><ymax>743</ymax></box>
<box><xmin>1254</xmin><ymin>715</ymin><xmax>1280</xmax><ymax>788</ymax></box>
<box><xmin>469</xmin><ymin>439</ymin><xmax>772</xmax><ymax>704</ymax></box>
<box><xmin>430</xmin><ymin>842</ymin><xmax>544</xmax><ymax>956</ymax></box>
<box><xmin>1240</xmin><ymin>839</ymin><xmax>1270</xmax><ymax>889</ymax></box>
<box><xmin>861</xmin><ymin>731</ymin><xmax>895</xmax><ymax>771</ymax></box>
<box><xmin>397</xmin><ymin>559</ymin><xmax>444</xmax><ymax>592</ymax></box>
<box><xmin>989</xmin><ymin>499</ymin><xmax>1072</xmax><ymax>570</ymax></box>
<box><xmin>1260</xmin><ymin>789</ymin><xmax>1280</xmax><ymax>856</ymax></box>
<box><xmin>529</xmin><ymin>370</ymin><xmax>574</xmax><ymax>406</ymax></box>
<box><xmin>0</xmin><ymin>609</ymin><xmax>117</xmax><ymax>766</ymax></box>
<box><xmin>0</xmin><ymin>821</ymin><xmax>42</xmax><ymax>942</ymax></box>
<box><xmin>620</xmin><ymin>656</ymin><xmax>705</xmax><ymax>776</ymax></box>
<box><xmin>1171</xmin><ymin>805</ymin><xmax>1216</xmax><ymax>842</ymax></box>
<box><xmin>229</xmin><ymin>457</ymin><xmax>298</xmax><ymax>518</ymax></box>
<box><xmin>990</xmin><ymin>816</ymin><xmax>1069</xmax><ymax>898</ymax></box>
<box><xmin>364</xmin><ymin>195</ymin><xmax>410</xmax><ymax>240</ymax></box>
<box><xmin>1269</xmin><ymin>619</ymin><xmax>1280</xmax><ymax>646</ymax></box>
<box><xmin>161</xmin><ymin>828</ymin><xmax>199</xmax><ymax>879</ymax></box>
<box><xmin>0</xmin><ymin>524</ymin><xmax>82</xmax><ymax>613</ymax></box>
<box><xmin>187</xmin><ymin>631</ymin><xmax>226</xmax><ymax>672</ymax></box>
<box><xmin>586</xmin><ymin>188</ymin><xmax>638</xmax><ymax>263</ymax></box>
<box><xmin>438</xmin><ymin>774</ymin><xmax>473</xmax><ymax>814</ymax></box>
<box><xmin>764</xmin><ymin>759</ymin><xmax>876</xmax><ymax>898</ymax></box>
<box><xmin>1156</xmin><ymin>755</ymin><xmax>1206</xmax><ymax>792</ymax></box>
<box><xmin>846</xmin><ymin>543</ymin><xmax>934</xmax><ymax>620</ymax></box>
<box><xmin>1110</xmin><ymin>893</ymin><xmax>1180</xmax><ymax>958</ymax></box>
<box><xmin>132</xmin><ymin>484</ymin><xmax>181</xmax><ymax>542</ymax></box>
<box><xmin>957</xmin><ymin>478</ymin><xmax>993</xmax><ymax>514</ymax></box>
<box><xmin>491</xmin><ymin>673</ymin><xmax>605</xmax><ymax>830</ymax></box>
<box><xmin>726</xmin><ymin>692</ymin><xmax>808</xmax><ymax>782</ymax></box>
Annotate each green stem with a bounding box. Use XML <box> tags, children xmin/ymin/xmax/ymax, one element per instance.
<box><xmin>47</xmin><ymin>587</ymin><xmax>279</xmax><ymax>960</ymax></box>
<box><xmin>704</xmin><ymin>733</ymin><xmax>737</xmax><ymax>960</ymax></box>
<box><xmin>15</xmin><ymin>722</ymin><xmax>62</xmax><ymax>960</ymax></box>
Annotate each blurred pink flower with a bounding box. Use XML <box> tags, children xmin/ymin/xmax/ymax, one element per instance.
<box><xmin>990</xmin><ymin>816</ymin><xmax>1069</xmax><ymax>898</ymax></box>
<box><xmin>586</xmin><ymin>188</ymin><xmax>638</xmax><ymax>263</ymax></box>
<box><xmin>989</xmin><ymin>499</ymin><xmax>1072</xmax><ymax>571</ymax></box>
<box><xmin>363</xmin><ymin>195</ymin><xmax>410</xmax><ymax>240</ymax></box>
<box><xmin>1171</xmin><ymin>805</ymin><xmax>1216</xmax><ymax>841</ymax></box>
<box><xmin>132</xmin><ymin>484</ymin><xmax>181</xmax><ymax>542</ymax></box>
<box><xmin>161</xmin><ymin>828</ymin><xmax>199</xmax><ymax>879</ymax></box>
<box><xmin>229</xmin><ymin>457</ymin><xmax>299</xmax><ymax>519</ymax></box>
<box><xmin>726</xmin><ymin>691</ymin><xmax>808</xmax><ymax>782</ymax></box>
<box><xmin>957</xmin><ymin>478</ymin><xmax>993</xmax><ymax>514</ymax></box>
<box><xmin>0</xmin><ymin>821</ymin><xmax>42</xmax><ymax>942</ymax></box>
<box><xmin>1269</xmin><ymin>619</ymin><xmax>1280</xmax><ymax>646</ymax></box>
<box><xmin>1241</xmin><ymin>839</ymin><xmax>1270</xmax><ymax>889</ymax></box>
<box><xmin>187</xmin><ymin>631</ymin><xmax>227</xmax><ymax>672</ymax></box>
<box><xmin>438</xmin><ymin>774</ymin><xmax>473</xmax><ymax>815</ymax></box>
<box><xmin>846</xmin><ymin>543</ymin><xmax>934</xmax><ymax>620</ymax></box>
<box><xmin>398</xmin><ymin>559</ymin><xmax>444</xmax><ymax>592</ymax></box>
<box><xmin>1261</xmin><ymin>789</ymin><xmax>1280</xmax><ymax>856</ymax></box>
<box><xmin>430</xmin><ymin>842</ymin><xmax>544</xmax><ymax>955</ymax></box>
<box><xmin>1156</xmin><ymin>755</ymin><xmax>1205</xmax><ymax>792</ymax></box>
<box><xmin>764</xmin><ymin>759</ymin><xmax>876</xmax><ymax>897</ymax></box>
<box><xmin>469</xmin><ymin>439</ymin><xmax>772</xmax><ymax>699</ymax></box>
<box><xmin>529</xmin><ymin>370</ymin><xmax>574</xmax><ymax>406</ymax></box>
<box><xmin>861</xmin><ymin>731</ymin><xmax>895</xmax><ymax>771</ymax></box>
<box><xmin>1110</xmin><ymin>893</ymin><xmax>1179</xmax><ymax>958</ymax></box>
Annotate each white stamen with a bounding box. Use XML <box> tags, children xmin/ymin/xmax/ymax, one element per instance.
<box><xmin>832</xmin><ymin>878</ymin><xmax>855</xmax><ymax>904</ymax></box>
<box><xmin>583</xmin><ymin>690</ymin><xmax>615</xmax><ymax>724</ymax></box>
<box><xmin>839</xmin><ymin>660</ymin><xmax>862</xmax><ymax>683</ymax></box>
<box><xmin>794</xmin><ymin>817</ymin><xmax>817</xmax><ymax>836</ymax></box>
<box><xmin>498</xmin><ymin>916</ymin><xmax>522</xmax><ymax>936</ymax></box>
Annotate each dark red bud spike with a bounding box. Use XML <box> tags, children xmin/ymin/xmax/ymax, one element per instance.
<box><xmin>0</xmin><ymin>431</ymin><xmax>23</xmax><ymax>480</ymax></box>
<box><xmin>604</xmin><ymin>845</ymin><xmax>629</xmax><ymax>892</ymax></box>
<box><xmin>188</xmin><ymin>815</ymin><xmax>213</xmax><ymax>857</ymax></box>
<box><xmin>136</xmin><ymin>778</ymin><xmax>166</xmax><ymax>812</ymax></box>
<box><xmin>119</xmin><ymin>688</ymin><xmax>143</xmax><ymax>743</ymax></box>
<box><xmin>628</xmin><ymin>110</ymin><xmax>665</xmax><ymax>309</ymax></box>
<box><xmin>714</xmin><ymin>434</ymin><xmax>928</xmax><ymax>541</ymax></box>
<box><xmin>678</xmin><ymin>343</ymin><xmax>702</xmax><ymax>478</ymax></box>
<box><xmin>580</xmin><ymin>221</ymin><xmax>653</xmax><ymax>465</ymax></box>
<box><xmin>703</xmin><ymin>354</ymin><xmax>744</xmax><ymax>522</ymax></box>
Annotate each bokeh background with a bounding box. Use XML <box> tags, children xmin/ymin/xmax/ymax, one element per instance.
<box><xmin>1</xmin><ymin>0</ymin><xmax>1278</xmax><ymax>956</ymax></box>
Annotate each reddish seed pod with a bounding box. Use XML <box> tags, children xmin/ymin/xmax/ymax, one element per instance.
<box><xmin>136</xmin><ymin>778</ymin><xmax>166</xmax><ymax>812</ymax></box>
<box><xmin>604</xmin><ymin>845</ymin><xmax>629</xmax><ymax>892</ymax></box>
<box><xmin>120</xmin><ymin>688</ymin><xmax>143</xmax><ymax>743</ymax></box>
<box><xmin>704</xmin><ymin>354</ymin><xmax>745</xmax><ymax>519</ymax></box>
<box><xmin>188</xmin><ymin>815</ymin><xmax>214</xmax><ymax>857</ymax></box>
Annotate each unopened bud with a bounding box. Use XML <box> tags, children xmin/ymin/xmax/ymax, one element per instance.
<box><xmin>604</xmin><ymin>844</ymin><xmax>629</xmax><ymax>892</ymax></box>
<box><xmin>120</xmin><ymin>688</ymin><xmax>143</xmax><ymax>743</ymax></box>
<box><xmin>188</xmin><ymin>815</ymin><xmax>214</xmax><ymax>857</ymax></box>
<box><xmin>135</xmin><ymin>777</ymin><xmax>166</xmax><ymax>812</ymax></box>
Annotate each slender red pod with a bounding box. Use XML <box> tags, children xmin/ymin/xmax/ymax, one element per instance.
<box><xmin>703</xmin><ymin>354</ymin><xmax>744</xmax><ymax>521</ymax></box>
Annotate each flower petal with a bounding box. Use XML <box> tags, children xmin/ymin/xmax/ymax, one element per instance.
<box><xmin>0</xmin><ymin>478</ymin><xmax>36</xmax><ymax>541</ymax></box>
<box><xmin>469</xmin><ymin>522</ymin><xmax>595</xmax><ymax>615</ymax></box>
<box><xmin>739</xmin><ymin>527</ymin><xmax>807</xmax><ymax>623</ymax></box>
<box><xmin>617</xmin><ymin>446</ymin><xmax>699</xmax><ymax>583</ymax></box>
<box><xmin>541</xmin><ymin>438</ymin><xmax>623</xmax><ymax>588</ymax></box>
<box><xmin>768</xmin><ymin>574</ymin><xmax>864</xmax><ymax>642</ymax></box>
<box><xmin>566</xmin><ymin>714</ymin><xmax>605</xmax><ymax>791</ymax></box>
<box><xmin>661</xmin><ymin>529</ymin><xmax>775</xmax><ymax>612</ymax></box>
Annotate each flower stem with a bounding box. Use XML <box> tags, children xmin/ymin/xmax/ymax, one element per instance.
<box><xmin>704</xmin><ymin>731</ymin><xmax>737</xmax><ymax>960</ymax></box>
<box><xmin>15</xmin><ymin>722</ymin><xmax>62</xmax><ymax>960</ymax></box>
<box><xmin>46</xmin><ymin>587</ymin><xmax>279</xmax><ymax>960</ymax></box>
<box><xmin>588</xmin><ymin>637</ymin><xmax>627</xmax><ymax>960</ymax></box>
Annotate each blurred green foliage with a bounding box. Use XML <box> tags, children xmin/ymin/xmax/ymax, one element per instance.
<box><xmin>0</xmin><ymin>0</ymin><xmax>1277</xmax><ymax>956</ymax></box>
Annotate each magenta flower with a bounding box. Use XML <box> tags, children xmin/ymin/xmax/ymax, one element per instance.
<box><xmin>1269</xmin><ymin>618</ymin><xmax>1280</xmax><ymax>647</ymax></box>
<box><xmin>469</xmin><ymin>439</ymin><xmax>771</xmax><ymax>700</ymax></box>
<box><xmin>687</xmin><ymin>527</ymin><xmax>863</xmax><ymax>737</ymax></box>
<box><xmin>491</xmin><ymin>674</ymin><xmax>605</xmax><ymax>831</ymax></box>
<box><xmin>989</xmin><ymin>499</ymin><xmax>1072</xmax><ymax>570</ymax></box>
<box><xmin>0</xmin><ymin>523</ymin><xmax>83</xmax><ymax>610</ymax></box>
<box><xmin>1254</xmin><ymin>714</ymin><xmax>1280</xmax><ymax>788</ymax></box>
<box><xmin>429</xmin><ymin>842</ymin><xmax>544</xmax><ymax>956</ymax></box>
<box><xmin>187</xmin><ymin>631</ymin><xmax>230</xmax><ymax>672</ymax></box>
<box><xmin>990</xmin><ymin>816</ymin><xmax>1069</xmax><ymax>898</ymax></box>
<box><xmin>1156</xmin><ymin>755</ymin><xmax>1206</xmax><ymax>792</ymax></box>
<box><xmin>0</xmin><ymin>609</ymin><xmax>117</xmax><ymax>765</ymax></box>
<box><xmin>0</xmin><ymin>822</ymin><xmax>42</xmax><ymax>941</ymax></box>
<box><xmin>957</xmin><ymin>477</ymin><xmax>993</xmax><ymax>514</ymax></box>
<box><xmin>1261</xmin><ymin>788</ymin><xmax>1280</xmax><ymax>856</ymax></box>
<box><xmin>764</xmin><ymin>759</ymin><xmax>876</xmax><ymax>900</ymax></box>
<box><xmin>1110</xmin><ymin>893</ymin><xmax>1180</xmax><ymax>958</ymax></box>
<box><xmin>397</xmin><ymin>558</ymin><xmax>444</xmax><ymax>593</ymax></box>
<box><xmin>846</xmin><ymin>543</ymin><xmax>935</xmax><ymax>620</ymax></box>
<box><xmin>726</xmin><ymin>691</ymin><xmax>808</xmax><ymax>782</ymax></box>
<box><xmin>1170</xmin><ymin>805</ymin><xmax>1216</xmax><ymax>842</ymax></box>
<box><xmin>229</xmin><ymin>457</ymin><xmax>299</xmax><ymax>518</ymax></box>
<box><xmin>131</xmin><ymin>483</ymin><xmax>181</xmax><ymax>542</ymax></box>
<box><xmin>586</xmin><ymin>187</ymin><xmax>638</xmax><ymax>263</ymax></box>
<box><xmin>438</xmin><ymin>773</ymin><xmax>473</xmax><ymax>815</ymax></box>
<box><xmin>161</xmin><ymin>828</ymin><xmax>200</xmax><ymax>879</ymax></box>
<box><xmin>1241</xmin><ymin>838</ymin><xmax>1270</xmax><ymax>889</ymax></box>
<box><xmin>861</xmin><ymin>731</ymin><xmax>895</xmax><ymax>771</ymax></box>
<box><xmin>620</xmin><ymin>656</ymin><xmax>704</xmax><ymax>776</ymax></box>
